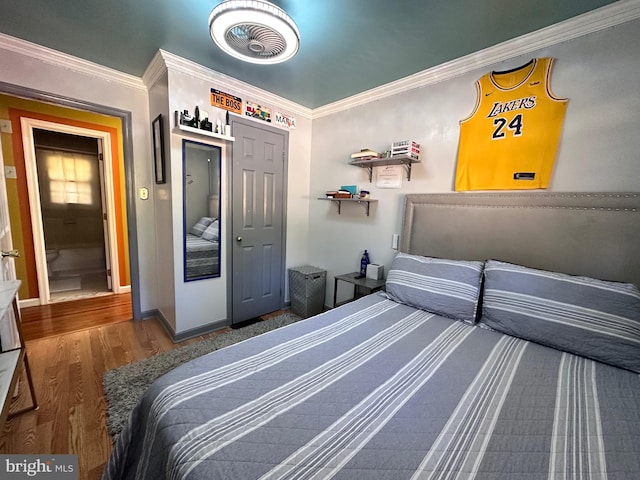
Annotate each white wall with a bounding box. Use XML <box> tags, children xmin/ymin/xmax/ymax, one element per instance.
<box><xmin>147</xmin><ymin>72</ymin><xmax>176</xmax><ymax>330</ymax></box>
<box><xmin>0</xmin><ymin>41</ymin><xmax>158</xmax><ymax>314</ymax></box>
<box><xmin>309</xmin><ymin>19</ymin><xmax>640</xmax><ymax>306</ymax></box>
<box><xmin>162</xmin><ymin>62</ymin><xmax>313</xmax><ymax>335</ymax></box>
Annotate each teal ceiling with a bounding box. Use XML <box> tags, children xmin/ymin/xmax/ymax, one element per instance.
<box><xmin>0</xmin><ymin>0</ymin><xmax>619</xmax><ymax>108</ymax></box>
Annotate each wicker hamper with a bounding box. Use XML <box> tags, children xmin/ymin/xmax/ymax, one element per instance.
<box><xmin>288</xmin><ymin>266</ymin><xmax>326</xmax><ymax>318</ymax></box>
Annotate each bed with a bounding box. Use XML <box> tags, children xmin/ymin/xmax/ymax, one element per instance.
<box><xmin>185</xmin><ymin>217</ymin><xmax>220</xmax><ymax>279</ymax></box>
<box><xmin>105</xmin><ymin>192</ymin><xmax>640</xmax><ymax>480</ymax></box>
<box><xmin>185</xmin><ymin>233</ymin><xmax>220</xmax><ymax>279</ymax></box>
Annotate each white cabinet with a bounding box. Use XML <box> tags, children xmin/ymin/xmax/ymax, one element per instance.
<box><xmin>0</xmin><ymin>280</ymin><xmax>37</xmax><ymax>428</ymax></box>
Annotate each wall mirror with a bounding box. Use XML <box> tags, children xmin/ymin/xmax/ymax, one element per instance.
<box><xmin>183</xmin><ymin>139</ymin><xmax>221</xmax><ymax>281</ymax></box>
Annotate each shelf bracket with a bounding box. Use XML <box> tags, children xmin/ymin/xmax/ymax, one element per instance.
<box><xmin>357</xmin><ymin>200</ymin><xmax>371</xmax><ymax>216</ymax></box>
<box><xmin>405</xmin><ymin>162</ymin><xmax>413</xmax><ymax>181</ymax></box>
<box><xmin>326</xmin><ymin>199</ymin><xmax>371</xmax><ymax>215</ymax></box>
<box><xmin>365</xmin><ymin>166</ymin><xmax>373</xmax><ymax>182</ymax></box>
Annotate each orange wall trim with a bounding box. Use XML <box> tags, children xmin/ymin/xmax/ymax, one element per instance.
<box><xmin>1</xmin><ymin>95</ymin><xmax>129</xmax><ymax>300</ymax></box>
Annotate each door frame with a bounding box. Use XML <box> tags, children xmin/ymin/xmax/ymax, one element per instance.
<box><xmin>0</xmin><ymin>80</ymin><xmax>141</xmax><ymax>320</ymax></box>
<box><xmin>228</xmin><ymin>115</ymin><xmax>289</xmax><ymax>323</ymax></box>
<box><xmin>20</xmin><ymin>117</ymin><xmax>123</xmax><ymax>305</ymax></box>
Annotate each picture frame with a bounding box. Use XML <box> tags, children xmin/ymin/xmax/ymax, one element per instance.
<box><xmin>152</xmin><ymin>114</ymin><xmax>166</xmax><ymax>184</ymax></box>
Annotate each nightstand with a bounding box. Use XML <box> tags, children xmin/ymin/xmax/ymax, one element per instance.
<box><xmin>333</xmin><ymin>272</ymin><xmax>385</xmax><ymax>308</ymax></box>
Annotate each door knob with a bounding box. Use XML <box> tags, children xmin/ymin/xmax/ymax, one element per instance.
<box><xmin>1</xmin><ymin>249</ymin><xmax>19</xmax><ymax>258</ymax></box>
<box><xmin>236</xmin><ymin>236</ymin><xmax>242</xmax><ymax>242</ymax></box>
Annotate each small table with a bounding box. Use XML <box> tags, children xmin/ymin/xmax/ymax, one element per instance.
<box><xmin>333</xmin><ymin>272</ymin><xmax>386</xmax><ymax>308</ymax></box>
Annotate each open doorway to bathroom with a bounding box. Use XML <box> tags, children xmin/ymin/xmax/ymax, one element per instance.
<box><xmin>33</xmin><ymin>129</ymin><xmax>112</xmax><ymax>303</ymax></box>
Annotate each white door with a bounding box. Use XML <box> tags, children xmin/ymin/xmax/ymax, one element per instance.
<box><xmin>97</xmin><ymin>139</ymin><xmax>113</xmax><ymax>290</ymax></box>
<box><xmin>20</xmin><ymin>118</ymin><xmax>121</xmax><ymax>304</ymax></box>
<box><xmin>0</xmin><ymin>135</ymin><xmax>20</xmax><ymax>349</ymax></box>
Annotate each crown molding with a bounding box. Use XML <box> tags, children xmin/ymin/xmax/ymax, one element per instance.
<box><xmin>312</xmin><ymin>0</ymin><xmax>640</xmax><ymax>119</ymax></box>
<box><xmin>156</xmin><ymin>50</ymin><xmax>313</xmax><ymax>120</ymax></box>
<box><xmin>0</xmin><ymin>32</ymin><xmax>147</xmax><ymax>92</ymax></box>
<box><xmin>142</xmin><ymin>50</ymin><xmax>168</xmax><ymax>90</ymax></box>
<box><xmin>1</xmin><ymin>0</ymin><xmax>638</xmax><ymax>118</ymax></box>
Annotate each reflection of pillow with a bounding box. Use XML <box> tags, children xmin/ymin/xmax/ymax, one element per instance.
<box><xmin>201</xmin><ymin>220</ymin><xmax>219</xmax><ymax>242</ymax></box>
<box><xmin>190</xmin><ymin>217</ymin><xmax>214</xmax><ymax>237</ymax></box>
<box><xmin>386</xmin><ymin>252</ymin><xmax>484</xmax><ymax>323</ymax></box>
<box><xmin>480</xmin><ymin>260</ymin><xmax>640</xmax><ymax>373</ymax></box>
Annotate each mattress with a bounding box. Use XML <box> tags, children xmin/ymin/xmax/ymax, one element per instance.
<box><xmin>103</xmin><ymin>293</ymin><xmax>640</xmax><ymax>480</ymax></box>
<box><xmin>185</xmin><ymin>233</ymin><xmax>219</xmax><ymax>278</ymax></box>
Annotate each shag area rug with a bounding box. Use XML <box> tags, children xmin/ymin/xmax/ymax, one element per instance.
<box><xmin>102</xmin><ymin>312</ymin><xmax>302</xmax><ymax>437</ymax></box>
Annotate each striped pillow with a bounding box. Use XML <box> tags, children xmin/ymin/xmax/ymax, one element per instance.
<box><xmin>386</xmin><ymin>253</ymin><xmax>484</xmax><ymax>323</ymax></box>
<box><xmin>480</xmin><ymin>260</ymin><xmax>640</xmax><ymax>373</ymax></box>
<box><xmin>190</xmin><ymin>217</ymin><xmax>214</xmax><ymax>237</ymax></box>
<box><xmin>201</xmin><ymin>220</ymin><xmax>219</xmax><ymax>242</ymax></box>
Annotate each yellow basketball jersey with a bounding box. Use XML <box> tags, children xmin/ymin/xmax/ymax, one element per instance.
<box><xmin>455</xmin><ymin>58</ymin><xmax>568</xmax><ymax>191</ymax></box>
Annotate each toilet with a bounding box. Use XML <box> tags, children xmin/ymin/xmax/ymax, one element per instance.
<box><xmin>45</xmin><ymin>249</ymin><xmax>59</xmax><ymax>278</ymax></box>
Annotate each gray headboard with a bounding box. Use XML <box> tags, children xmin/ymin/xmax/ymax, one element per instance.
<box><xmin>400</xmin><ymin>192</ymin><xmax>640</xmax><ymax>288</ymax></box>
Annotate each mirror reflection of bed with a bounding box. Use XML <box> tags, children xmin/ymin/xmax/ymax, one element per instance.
<box><xmin>183</xmin><ymin>139</ymin><xmax>221</xmax><ymax>281</ymax></box>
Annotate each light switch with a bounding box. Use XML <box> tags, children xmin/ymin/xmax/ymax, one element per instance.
<box><xmin>392</xmin><ymin>233</ymin><xmax>400</xmax><ymax>250</ymax></box>
<box><xmin>139</xmin><ymin>187</ymin><xmax>149</xmax><ymax>200</ymax></box>
<box><xmin>0</xmin><ymin>120</ymin><xmax>12</xmax><ymax>133</ymax></box>
<box><xmin>4</xmin><ymin>166</ymin><xmax>17</xmax><ymax>179</ymax></box>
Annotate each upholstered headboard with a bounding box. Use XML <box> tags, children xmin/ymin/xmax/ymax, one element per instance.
<box><xmin>400</xmin><ymin>192</ymin><xmax>640</xmax><ymax>287</ymax></box>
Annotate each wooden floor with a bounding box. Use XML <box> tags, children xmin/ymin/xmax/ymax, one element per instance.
<box><xmin>21</xmin><ymin>293</ymin><xmax>134</xmax><ymax>342</ymax></box>
<box><xmin>0</xmin><ymin>294</ymin><xmax>232</xmax><ymax>480</ymax></box>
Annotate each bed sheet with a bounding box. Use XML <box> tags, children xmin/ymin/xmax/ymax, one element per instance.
<box><xmin>104</xmin><ymin>293</ymin><xmax>640</xmax><ymax>480</ymax></box>
<box><xmin>185</xmin><ymin>233</ymin><xmax>219</xmax><ymax>278</ymax></box>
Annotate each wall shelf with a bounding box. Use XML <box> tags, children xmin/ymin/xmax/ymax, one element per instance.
<box><xmin>174</xmin><ymin>123</ymin><xmax>235</xmax><ymax>142</ymax></box>
<box><xmin>349</xmin><ymin>154</ymin><xmax>420</xmax><ymax>182</ymax></box>
<box><xmin>318</xmin><ymin>197</ymin><xmax>377</xmax><ymax>216</ymax></box>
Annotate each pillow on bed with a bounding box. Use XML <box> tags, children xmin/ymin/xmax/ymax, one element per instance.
<box><xmin>190</xmin><ymin>217</ymin><xmax>214</xmax><ymax>237</ymax></box>
<box><xmin>201</xmin><ymin>220</ymin><xmax>219</xmax><ymax>242</ymax></box>
<box><xmin>480</xmin><ymin>259</ymin><xmax>640</xmax><ymax>373</ymax></box>
<box><xmin>385</xmin><ymin>252</ymin><xmax>484</xmax><ymax>323</ymax></box>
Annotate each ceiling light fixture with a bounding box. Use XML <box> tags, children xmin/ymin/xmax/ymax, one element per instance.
<box><xmin>209</xmin><ymin>0</ymin><xmax>300</xmax><ymax>65</ymax></box>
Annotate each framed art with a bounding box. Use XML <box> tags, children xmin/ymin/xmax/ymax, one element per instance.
<box><xmin>152</xmin><ymin>114</ymin><xmax>166</xmax><ymax>184</ymax></box>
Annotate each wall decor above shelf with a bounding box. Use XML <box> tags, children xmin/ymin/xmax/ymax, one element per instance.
<box><xmin>349</xmin><ymin>154</ymin><xmax>420</xmax><ymax>182</ymax></box>
<box><xmin>318</xmin><ymin>197</ymin><xmax>378</xmax><ymax>216</ymax></box>
<box><xmin>174</xmin><ymin>124</ymin><xmax>235</xmax><ymax>142</ymax></box>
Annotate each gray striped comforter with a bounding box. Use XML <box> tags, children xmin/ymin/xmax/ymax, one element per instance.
<box><xmin>103</xmin><ymin>294</ymin><xmax>640</xmax><ymax>480</ymax></box>
<box><xmin>185</xmin><ymin>234</ymin><xmax>219</xmax><ymax>278</ymax></box>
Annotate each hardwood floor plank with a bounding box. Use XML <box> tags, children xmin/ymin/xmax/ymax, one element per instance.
<box><xmin>21</xmin><ymin>293</ymin><xmax>132</xmax><ymax>341</ymax></box>
<box><xmin>1</xmin><ymin>294</ymin><xmax>230</xmax><ymax>480</ymax></box>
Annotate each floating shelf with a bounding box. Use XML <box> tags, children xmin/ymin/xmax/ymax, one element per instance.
<box><xmin>349</xmin><ymin>154</ymin><xmax>421</xmax><ymax>182</ymax></box>
<box><xmin>318</xmin><ymin>197</ymin><xmax>378</xmax><ymax>216</ymax></box>
<box><xmin>174</xmin><ymin>124</ymin><xmax>235</xmax><ymax>142</ymax></box>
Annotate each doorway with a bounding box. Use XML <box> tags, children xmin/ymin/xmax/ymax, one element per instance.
<box><xmin>21</xmin><ymin>118</ymin><xmax>122</xmax><ymax>305</ymax></box>
<box><xmin>33</xmin><ymin>129</ymin><xmax>111</xmax><ymax>303</ymax></box>
<box><xmin>230</xmin><ymin>116</ymin><xmax>288</xmax><ymax>324</ymax></box>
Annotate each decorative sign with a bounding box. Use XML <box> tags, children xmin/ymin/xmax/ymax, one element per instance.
<box><xmin>210</xmin><ymin>88</ymin><xmax>242</xmax><ymax>114</ymax></box>
<box><xmin>245</xmin><ymin>102</ymin><xmax>271</xmax><ymax>123</ymax></box>
<box><xmin>274</xmin><ymin>111</ymin><xmax>296</xmax><ymax>129</ymax></box>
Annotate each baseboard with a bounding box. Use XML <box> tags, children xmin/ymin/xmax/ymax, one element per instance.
<box><xmin>114</xmin><ymin>285</ymin><xmax>131</xmax><ymax>294</ymax></box>
<box><xmin>171</xmin><ymin>319</ymin><xmax>229</xmax><ymax>343</ymax></box>
<box><xmin>19</xmin><ymin>298</ymin><xmax>41</xmax><ymax>308</ymax></box>
<box><xmin>142</xmin><ymin>309</ymin><xmax>230</xmax><ymax>343</ymax></box>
